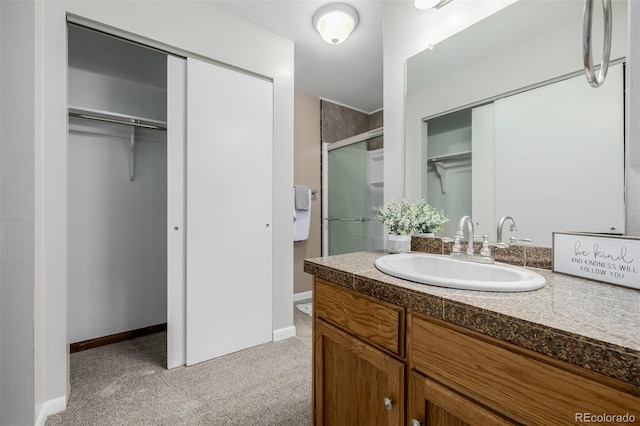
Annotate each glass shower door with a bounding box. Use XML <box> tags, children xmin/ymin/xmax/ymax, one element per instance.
<box><xmin>327</xmin><ymin>141</ymin><xmax>368</xmax><ymax>255</ymax></box>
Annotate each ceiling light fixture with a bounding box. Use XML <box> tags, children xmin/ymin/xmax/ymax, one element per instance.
<box><xmin>312</xmin><ymin>3</ymin><xmax>359</xmax><ymax>45</ymax></box>
<box><xmin>415</xmin><ymin>0</ymin><xmax>454</xmax><ymax>10</ymax></box>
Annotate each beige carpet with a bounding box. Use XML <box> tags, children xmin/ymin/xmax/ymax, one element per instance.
<box><xmin>46</xmin><ymin>333</ymin><xmax>312</xmax><ymax>425</ymax></box>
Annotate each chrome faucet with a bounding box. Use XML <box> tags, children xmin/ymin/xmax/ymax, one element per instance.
<box><xmin>497</xmin><ymin>216</ymin><xmax>517</xmax><ymax>243</ymax></box>
<box><xmin>455</xmin><ymin>215</ymin><xmax>475</xmax><ymax>255</ymax></box>
<box><xmin>450</xmin><ymin>216</ymin><xmax>496</xmax><ymax>264</ymax></box>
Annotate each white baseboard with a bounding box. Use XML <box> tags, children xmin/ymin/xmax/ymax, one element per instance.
<box><xmin>35</xmin><ymin>396</ymin><xmax>66</xmax><ymax>426</ymax></box>
<box><xmin>293</xmin><ymin>290</ymin><xmax>312</xmax><ymax>302</ymax></box>
<box><xmin>273</xmin><ymin>325</ymin><xmax>296</xmax><ymax>341</ymax></box>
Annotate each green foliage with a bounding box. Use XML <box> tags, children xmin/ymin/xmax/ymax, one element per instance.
<box><xmin>374</xmin><ymin>199</ymin><xmax>448</xmax><ymax>235</ymax></box>
<box><xmin>413</xmin><ymin>199</ymin><xmax>449</xmax><ymax>234</ymax></box>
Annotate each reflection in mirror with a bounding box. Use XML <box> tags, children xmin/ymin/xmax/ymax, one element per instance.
<box><xmin>405</xmin><ymin>0</ymin><xmax>628</xmax><ymax>247</ymax></box>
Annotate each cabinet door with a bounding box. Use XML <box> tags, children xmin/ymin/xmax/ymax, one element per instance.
<box><xmin>407</xmin><ymin>370</ymin><xmax>516</xmax><ymax>426</ymax></box>
<box><xmin>314</xmin><ymin>319</ymin><xmax>404</xmax><ymax>426</ymax></box>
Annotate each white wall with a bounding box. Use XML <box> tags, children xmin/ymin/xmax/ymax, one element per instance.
<box><xmin>34</xmin><ymin>1</ymin><xmax>294</xmax><ymax>421</ymax></box>
<box><xmin>67</xmin><ymin>41</ymin><xmax>168</xmax><ymax>343</ymax></box>
<box><xmin>67</xmin><ymin>122</ymin><xmax>168</xmax><ymax>343</ymax></box>
<box><xmin>68</xmin><ymin>68</ymin><xmax>167</xmax><ymax>121</ymax></box>
<box><xmin>0</xmin><ymin>1</ymin><xmax>36</xmax><ymax>425</ymax></box>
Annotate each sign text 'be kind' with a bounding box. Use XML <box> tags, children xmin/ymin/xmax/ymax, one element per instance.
<box><xmin>553</xmin><ymin>232</ymin><xmax>640</xmax><ymax>290</ymax></box>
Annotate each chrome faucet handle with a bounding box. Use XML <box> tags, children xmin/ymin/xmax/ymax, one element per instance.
<box><xmin>480</xmin><ymin>235</ymin><xmax>492</xmax><ymax>257</ymax></box>
<box><xmin>490</xmin><ymin>241</ymin><xmax>509</xmax><ymax>249</ymax></box>
<box><xmin>441</xmin><ymin>237</ymin><xmax>455</xmax><ymax>243</ymax></box>
<box><xmin>510</xmin><ymin>236</ymin><xmax>533</xmax><ymax>245</ymax></box>
<box><xmin>452</xmin><ymin>234</ymin><xmax>463</xmax><ymax>254</ymax></box>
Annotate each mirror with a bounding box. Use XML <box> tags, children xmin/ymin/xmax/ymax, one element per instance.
<box><xmin>405</xmin><ymin>0</ymin><xmax>629</xmax><ymax>247</ymax></box>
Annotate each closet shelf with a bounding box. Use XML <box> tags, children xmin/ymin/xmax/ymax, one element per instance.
<box><xmin>68</xmin><ymin>106</ymin><xmax>167</xmax><ymax>131</ymax></box>
<box><xmin>427</xmin><ymin>151</ymin><xmax>472</xmax><ymax>195</ymax></box>
<box><xmin>426</xmin><ymin>150</ymin><xmax>471</xmax><ymax>163</ymax></box>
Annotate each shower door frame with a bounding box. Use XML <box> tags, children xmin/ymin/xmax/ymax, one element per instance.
<box><xmin>322</xmin><ymin>127</ymin><xmax>384</xmax><ymax>257</ymax></box>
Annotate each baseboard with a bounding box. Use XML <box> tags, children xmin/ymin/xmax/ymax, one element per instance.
<box><xmin>273</xmin><ymin>325</ymin><xmax>296</xmax><ymax>341</ymax></box>
<box><xmin>70</xmin><ymin>323</ymin><xmax>167</xmax><ymax>353</ymax></box>
<box><xmin>35</xmin><ymin>395</ymin><xmax>66</xmax><ymax>426</ymax></box>
<box><xmin>293</xmin><ymin>290</ymin><xmax>312</xmax><ymax>302</ymax></box>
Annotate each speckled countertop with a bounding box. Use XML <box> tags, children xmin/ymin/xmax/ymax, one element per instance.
<box><xmin>304</xmin><ymin>251</ymin><xmax>640</xmax><ymax>387</ymax></box>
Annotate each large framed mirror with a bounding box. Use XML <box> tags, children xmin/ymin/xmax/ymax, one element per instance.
<box><xmin>405</xmin><ymin>0</ymin><xmax>628</xmax><ymax>247</ymax></box>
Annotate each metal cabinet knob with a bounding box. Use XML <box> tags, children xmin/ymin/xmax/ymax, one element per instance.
<box><xmin>411</xmin><ymin>420</ymin><xmax>422</xmax><ymax>426</ymax></box>
<box><xmin>383</xmin><ymin>397</ymin><xmax>393</xmax><ymax>410</ymax></box>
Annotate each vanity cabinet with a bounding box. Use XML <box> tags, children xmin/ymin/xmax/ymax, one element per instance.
<box><xmin>314</xmin><ymin>319</ymin><xmax>405</xmax><ymax>425</ymax></box>
<box><xmin>313</xmin><ymin>279</ymin><xmax>405</xmax><ymax>425</ymax></box>
<box><xmin>407</xmin><ymin>370</ymin><xmax>515</xmax><ymax>426</ymax></box>
<box><xmin>312</xmin><ymin>276</ymin><xmax>640</xmax><ymax>426</ymax></box>
<box><xmin>408</xmin><ymin>314</ymin><xmax>640</xmax><ymax>425</ymax></box>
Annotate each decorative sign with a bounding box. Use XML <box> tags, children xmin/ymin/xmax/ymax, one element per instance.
<box><xmin>553</xmin><ymin>232</ymin><xmax>640</xmax><ymax>290</ymax></box>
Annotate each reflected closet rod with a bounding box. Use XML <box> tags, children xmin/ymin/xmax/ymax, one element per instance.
<box><xmin>69</xmin><ymin>111</ymin><xmax>167</xmax><ymax>131</ymax></box>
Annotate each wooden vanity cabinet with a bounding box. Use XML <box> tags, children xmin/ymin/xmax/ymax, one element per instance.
<box><xmin>313</xmin><ymin>279</ymin><xmax>405</xmax><ymax>426</ymax></box>
<box><xmin>407</xmin><ymin>370</ymin><xmax>516</xmax><ymax>426</ymax></box>
<box><xmin>312</xmin><ymin>278</ymin><xmax>640</xmax><ymax>426</ymax></box>
<box><xmin>314</xmin><ymin>319</ymin><xmax>405</xmax><ymax>426</ymax></box>
<box><xmin>408</xmin><ymin>314</ymin><xmax>640</xmax><ymax>426</ymax></box>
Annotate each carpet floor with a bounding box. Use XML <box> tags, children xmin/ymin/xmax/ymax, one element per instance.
<box><xmin>46</xmin><ymin>333</ymin><xmax>312</xmax><ymax>425</ymax></box>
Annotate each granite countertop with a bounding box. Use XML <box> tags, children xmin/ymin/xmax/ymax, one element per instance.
<box><xmin>304</xmin><ymin>251</ymin><xmax>640</xmax><ymax>387</ymax></box>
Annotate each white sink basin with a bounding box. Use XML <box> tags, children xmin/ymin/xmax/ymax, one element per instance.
<box><xmin>374</xmin><ymin>253</ymin><xmax>545</xmax><ymax>292</ymax></box>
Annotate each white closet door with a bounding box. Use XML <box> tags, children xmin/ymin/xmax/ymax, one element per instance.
<box><xmin>167</xmin><ymin>55</ymin><xmax>187</xmax><ymax>369</ymax></box>
<box><xmin>186</xmin><ymin>58</ymin><xmax>273</xmax><ymax>366</ymax></box>
<box><xmin>494</xmin><ymin>64</ymin><xmax>624</xmax><ymax>247</ymax></box>
<box><xmin>471</xmin><ymin>103</ymin><xmax>496</xmax><ymax>241</ymax></box>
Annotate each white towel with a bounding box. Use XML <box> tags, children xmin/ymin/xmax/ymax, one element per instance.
<box><xmin>294</xmin><ymin>185</ymin><xmax>310</xmax><ymax>210</ymax></box>
<box><xmin>293</xmin><ymin>188</ymin><xmax>312</xmax><ymax>241</ymax></box>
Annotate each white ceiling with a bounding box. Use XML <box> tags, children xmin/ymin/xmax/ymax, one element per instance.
<box><xmin>208</xmin><ymin>0</ymin><xmax>384</xmax><ymax>113</ymax></box>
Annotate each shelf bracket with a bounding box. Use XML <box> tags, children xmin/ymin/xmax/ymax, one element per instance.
<box><xmin>129</xmin><ymin>122</ymin><xmax>135</xmax><ymax>181</ymax></box>
<box><xmin>434</xmin><ymin>161</ymin><xmax>447</xmax><ymax>194</ymax></box>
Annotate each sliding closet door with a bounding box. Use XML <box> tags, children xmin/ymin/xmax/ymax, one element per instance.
<box><xmin>167</xmin><ymin>55</ymin><xmax>187</xmax><ymax>369</ymax></box>
<box><xmin>186</xmin><ymin>58</ymin><xmax>273</xmax><ymax>366</ymax></box>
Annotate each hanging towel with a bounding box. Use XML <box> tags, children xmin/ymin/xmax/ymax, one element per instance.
<box><xmin>294</xmin><ymin>185</ymin><xmax>310</xmax><ymax>211</ymax></box>
<box><xmin>293</xmin><ymin>188</ymin><xmax>312</xmax><ymax>241</ymax></box>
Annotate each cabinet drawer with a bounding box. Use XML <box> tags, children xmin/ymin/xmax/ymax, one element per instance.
<box><xmin>314</xmin><ymin>279</ymin><xmax>405</xmax><ymax>357</ymax></box>
<box><xmin>410</xmin><ymin>314</ymin><xmax>640</xmax><ymax>425</ymax></box>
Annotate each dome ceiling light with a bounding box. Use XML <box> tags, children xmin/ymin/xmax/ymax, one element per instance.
<box><xmin>312</xmin><ymin>3</ymin><xmax>360</xmax><ymax>45</ymax></box>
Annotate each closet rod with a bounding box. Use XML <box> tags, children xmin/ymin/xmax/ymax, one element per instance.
<box><xmin>69</xmin><ymin>111</ymin><xmax>167</xmax><ymax>131</ymax></box>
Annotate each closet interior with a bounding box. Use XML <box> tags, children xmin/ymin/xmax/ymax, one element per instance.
<box><xmin>67</xmin><ymin>24</ymin><xmax>169</xmax><ymax>352</ymax></box>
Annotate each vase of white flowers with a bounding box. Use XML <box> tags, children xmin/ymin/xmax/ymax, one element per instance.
<box><xmin>413</xmin><ymin>199</ymin><xmax>449</xmax><ymax>236</ymax></box>
<box><xmin>374</xmin><ymin>199</ymin><xmax>449</xmax><ymax>253</ymax></box>
<box><xmin>373</xmin><ymin>200</ymin><xmax>416</xmax><ymax>253</ymax></box>
<box><xmin>387</xmin><ymin>234</ymin><xmax>412</xmax><ymax>253</ymax></box>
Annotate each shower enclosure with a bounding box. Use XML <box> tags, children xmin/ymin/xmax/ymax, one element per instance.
<box><xmin>322</xmin><ymin>128</ymin><xmax>384</xmax><ymax>256</ymax></box>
